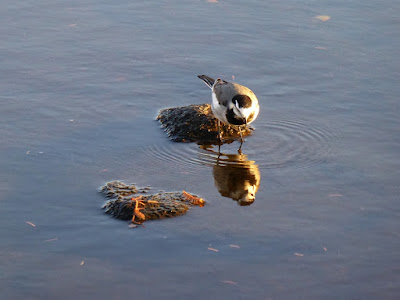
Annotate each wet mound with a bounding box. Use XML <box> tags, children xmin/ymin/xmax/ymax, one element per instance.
<box><xmin>101</xmin><ymin>181</ymin><xmax>205</xmax><ymax>225</ymax></box>
<box><xmin>157</xmin><ymin>104</ymin><xmax>253</xmax><ymax>144</ymax></box>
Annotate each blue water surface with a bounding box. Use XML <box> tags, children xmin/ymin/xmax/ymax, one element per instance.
<box><xmin>1</xmin><ymin>0</ymin><xmax>399</xmax><ymax>299</ymax></box>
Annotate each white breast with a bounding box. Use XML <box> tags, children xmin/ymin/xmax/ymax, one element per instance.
<box><xmin>211</xmin><ymin>91</ymin><xmax>229</xmax><ymax>124</ymax></box>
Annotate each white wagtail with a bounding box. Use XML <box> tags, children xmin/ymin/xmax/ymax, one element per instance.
<box><xmin>198</xmin><ymin>75</ymin><xmax>260</xmax><ymax>143</ymax></box>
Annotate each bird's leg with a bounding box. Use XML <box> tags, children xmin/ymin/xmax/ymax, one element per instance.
<box><xmin>238</xmin><ymin>131</ymin><xmax>243</xmax><ymax>154</ymax></box>
<box><xmin>239</xmin><ymin>125</ymin><xmax>244</xmax><ymax>143</ymax></box>
<box><xmin>238</xmin><ymin>125</ymin><xmax>244</xmax><ymax>154</ymax></box>
<box><xmin>217</xmin><ymin>120</ymin><xmax>222</xmax><ymax>143</ymax></box>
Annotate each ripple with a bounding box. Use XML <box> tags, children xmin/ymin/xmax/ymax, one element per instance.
<box><xmin>139</xmin><ymin>116</ymin><xmax>338</xmax><ymax>171</ymax></box>
<box><xmin>137</xmin><ymin>142</ymin><xmax>206</xmax><ymax>174</ymax></box>
<box><xmin>249</xmin><ymin>117</ymin><xmax>338</xmax><ymax>169</ymax></box>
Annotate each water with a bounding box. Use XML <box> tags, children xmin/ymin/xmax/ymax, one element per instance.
<box><xmin>1</xmin><ymin>0</ymin><xmax>399</xmax><ymax>299</ymax></box>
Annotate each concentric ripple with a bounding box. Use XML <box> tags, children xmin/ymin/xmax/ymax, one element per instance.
<box><xmin>249</xmin><ymin>117</ymin><xmax>337</xmax><ymax>169</ymax></box>
<box><xmin>138</xmin><ymin>142</ymin><xmax>205</xmax><ymax>173</ymax></box>
<box><xmin>139</xmin><ymin>116</ymin><xmax>338</xmax><ymax>171</ymax></box>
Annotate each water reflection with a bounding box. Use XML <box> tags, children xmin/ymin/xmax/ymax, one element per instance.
<box><xmin>199</xmin><ymin>146</ymin><xmax>260</xmax><ymax>206</ymax></box>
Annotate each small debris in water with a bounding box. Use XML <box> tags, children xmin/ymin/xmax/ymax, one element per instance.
<box><xmin>44</xmin><ymin>238</ymin><xmax>58</xmax><ymax>242</ymax></box>
<box><xmin>222</xmin><ymin>280</ymin><xmax>238</xmax><ymax>285</ymax></box>
<box><xmin>329</xmin><ymin>193</ymin><xmax>343</xmax><ymax>197</ymax></box>
<box><xmin>314</xmin><ymin>46</ymin><xmax>328</xmax><ymax>51</ymax></box>
<box><xmin>314</xmin><ymin>15</ymin><xmax>331</xmax><ymax>22</ymax></box>
<box><xmin>208</xmin><ymin>247</ymin><xmax>219</xmax><ymax>252</ymax></box>
<box><xmin>26</xmin><ymin>221</ymin><xmax>36</xmax><ymax>227</ymax></box>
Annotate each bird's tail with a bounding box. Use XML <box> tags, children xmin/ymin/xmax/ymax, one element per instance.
<box><xmin>197</xmin><ymin>75</ymin><xmax>215</xmax><ymax>88</ymax></box>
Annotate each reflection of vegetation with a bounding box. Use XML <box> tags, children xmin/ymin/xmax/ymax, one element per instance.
<box><xmin>200</xmin><ymin>147</ymin><xmax>260</xmax><ymax>206</ymax></box>
<box><xmin>314</xmin><ymin>15</ymin><xmax>331</xmax><ymax>22</ymax></box>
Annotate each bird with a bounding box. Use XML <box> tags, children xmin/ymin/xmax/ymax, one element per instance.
<box><xmin>197</xmin><ymin>75</ymin><xmax>259</xmax><ymax>145</ymax></box>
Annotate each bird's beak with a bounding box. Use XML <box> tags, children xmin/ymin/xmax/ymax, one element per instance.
<box><xmin>234</xmin><ymin>101</ymin><xmax>247</xmax><ymax>124</ymax></box>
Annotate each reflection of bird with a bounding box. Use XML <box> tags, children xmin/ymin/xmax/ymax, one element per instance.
<box><xmin>211</xmin><ymin>152</ymin><xmax>260</xmax><ymax>206</ymax></box>
<box><xmin>197</xmin><ymin>75</ymin><xmax>260</xmax><ymax>143</ymax></box>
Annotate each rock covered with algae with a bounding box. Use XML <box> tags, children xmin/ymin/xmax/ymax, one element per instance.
<box><xmin>157</xmin><ymin>104</ymin><xmax>253</xmax><ymax>144</ymax></box>
<box><xmin>101</xmin><ymin>181</ymin><xmax>205</xmax><ymax>224</ymax></box>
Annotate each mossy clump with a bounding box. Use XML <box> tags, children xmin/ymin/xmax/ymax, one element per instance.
<box><xmin>157</xmin><ymin>104</ymin><xmax>253</xmax><ymax>144</ymax></box>
<box><xmin>101</xmin><ymin>181</ymin><xmax>205</xmax><ymax>224</ymax></box>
